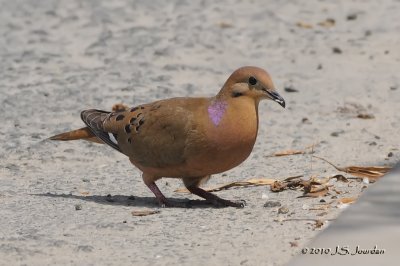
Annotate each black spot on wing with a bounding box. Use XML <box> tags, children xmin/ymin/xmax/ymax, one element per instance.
<box><xmin>116</xmin><ymin>114</ymin><xmax>124</xmax><ymax>121</ymax></box>
<box><xmin>125</xmin><ymin>124</ymin><xmax>131</xmax><ymax>133</ymax></box>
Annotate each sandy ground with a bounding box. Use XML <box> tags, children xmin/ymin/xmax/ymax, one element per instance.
<box><xmin>0</xmin><ymin>0</ymin><xmax>399</xmax><ymax>265</ymax></box>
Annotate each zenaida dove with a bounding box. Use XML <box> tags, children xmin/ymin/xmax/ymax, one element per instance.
<box><xmin>50</xmin><ymin>66</ymin><xmax>285</xmax><ymax>208</ymax></box>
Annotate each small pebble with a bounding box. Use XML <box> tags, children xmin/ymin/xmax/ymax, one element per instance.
<box><xmin>263</xmin><ymin>201</ymin><xmax>281</xmax><ymax>208</ymax></box>
<box><xmin>346</xmin><ymin>14</ymin><xmax>357</xmax><ymax>20</ymax></box>
<box><xmin>302</xmin><ymin>117</ymin><xmax>311</xmax><ymax>124</ymax></box>
<box><xmin>332</xmin><ymin>47</ymin><xmax>342</xmax><ymax>54</ymax></box>
<box><xmin>261</xmin><ymin>193</ymin><xmax>269</xmax><ymax>200</ymax></box>
<box><xmin>284</xmin><ymin>85</ymin><xmax>299</xmax><ymax>93</ymax></box>
<box><xmin>75</xmin><ymin>204</ymin><xmax>82</xmax><ymax>211</ymax></box>
<box><xmin>388</xmin><ymin>152</ymin><xmax>393</xmax><ymax>157</ymax></box>
<box><xmin>278</xmin><ymin>206</ymin><xmax>289</xmax><ymax>214</ymax></box>
<box><xmin>330</xmin><ymin>130</ymin><xmax>344</xmax><ymax>137</ymax></box>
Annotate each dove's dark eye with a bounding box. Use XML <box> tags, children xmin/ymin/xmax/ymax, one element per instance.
<box><xmin>248</xmin><ymin>76</ymin><xmax>257</xmax><ymax>85</ymax></box>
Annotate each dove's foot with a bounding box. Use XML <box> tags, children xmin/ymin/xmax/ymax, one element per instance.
<box><xmin>186</xmin><ymin>185</ymin><xmax>246</xmax><ymax>208</ymax></box>
<box><xmin>145</xmin><ymin>181</ymin><xmax>191</xmax><ymax>208</ymax></box>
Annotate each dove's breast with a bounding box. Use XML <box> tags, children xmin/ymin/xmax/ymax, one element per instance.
<box><xmin>188</xmin><ymin>97</ymin><xmax>259</xmax><ymax>174</ymax></box>
<box><xmin>128</xmin><ymin>97</ymin><xmax>259</xmax><ymax>178</ymax></box>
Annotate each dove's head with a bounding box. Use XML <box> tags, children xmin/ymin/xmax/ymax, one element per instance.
<box><xmin>219</xmin><ymin>66</ymin><xmax>285</xmax><ymax>108</ymax></box>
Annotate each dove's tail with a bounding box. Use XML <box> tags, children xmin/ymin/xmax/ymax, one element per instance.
<box><xmin>49</xmin><ymin>127</ymin><xmax>104</xmax><ymax>144</ymax></box>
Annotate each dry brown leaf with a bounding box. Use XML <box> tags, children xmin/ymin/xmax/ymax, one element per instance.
<box><xmin>336</xmin><ymin>166</ymin><xmax>389</xmax><ymax>180</ymax></box>
<box><xmin>339</xmin><ymin>197</ymin><xmax>357</xmax><ymax>204</ymax></box>
<box><xmin>330</xmin><ymin>174</ymin><xmax>349</xmax><ymax>183</ymax></box>
<box><xmin>246</xmin><ymin>178</ymin><xmax>277</xmax><ymax>185</ymax></box>
<box><xmin>315</xmin><ymin>219</ymin><xmax>325</xmax><ymax>229</ymax></box>
<box><xmin>273</xmin><ymin>149</ymin><xmax>305</xmax><ymax>156</ymax></box>
<box><xmin>271</xmin><ymin>176</ymin><xmax>318</xmax><ymax>193</ymax></box>
<box><xmin>309</xmin><ymin>204</ymin><xmax>331</xmax><ymax>211</ymax></box>
<box><xmin>332</xmin><ymin>188</ymin><xmax>342</xmax><ymax>194</ymax></box>
<box><xmin>302</xmin><ymin>185</ymin><xmax>330</xmax><ymax>198</ymax></box>
<box><xmin>309</xmin><ymin>176</ymin><xmax>330</xmax><ymax>185</ymax></box>
<box><xmin>270</xmin><ymin>180</ymin><xmax>287</xmax><ymax>192</ymax></box>
<box><xmin>175</xmin><ymin>178</ymin><xmax>277</xmax><ymax>193</ymax></box>
<box><xmin>270</xmin><ymin>175</ymin><xmax>331</xmax><ymax>197</ymax></box>
<box><xmin>269</xmin><ymin>142</ymin><xmax>320</xmax><ymax>157</ymax></box>
<box><xmin>313</xmin><ymin>156</ymin><xmax>391</xmax><ymax>181</ymax></box>
<box><xmin>317</xmin><ymin>18</ymin><xmax>335</xmax><ymax>28</ymax></box>
<box><xmin>296</xmin><ymin>22</ymin><xmax>313</xmax><ymax>29</ymax></box>
<box><xmin>131</xmin><ymin>209</ymin><xmax>160</xmax><ymax>216</ymax></box>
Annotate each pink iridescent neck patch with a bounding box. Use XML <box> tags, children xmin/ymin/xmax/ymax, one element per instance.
<box><xmin>208</xmin><ymin>100</ymin><xmax>227</xmax><ymax>126</ymax></box>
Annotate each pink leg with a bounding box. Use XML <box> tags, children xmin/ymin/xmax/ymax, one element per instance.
<box><xmin>145</xmin><ymin>181</ymin><xmax>169</xmax><ymax>207</ymax></box>
<box><xmin>142</xmin><ymin>172</ymin><xmax>188</xmax><ymax>207</ymax></box>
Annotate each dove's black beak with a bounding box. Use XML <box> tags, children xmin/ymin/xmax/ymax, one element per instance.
<box><xmin>263</xmin><ymin>89</ymin><xmax>286</xmax><ymax>108</ymax></box>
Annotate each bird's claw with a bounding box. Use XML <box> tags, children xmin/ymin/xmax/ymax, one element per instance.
<box><xmin>211</xmin><ymin>198</ymin><xmax>246</xmax><ymax>208</ymax></box>
<box><xmin>235</xmin><ymin>200</ymin><xmax>246</xmax><ymax>208</ymax></box>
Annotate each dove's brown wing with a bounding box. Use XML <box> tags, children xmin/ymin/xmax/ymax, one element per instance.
<box><xmin>86</xmin><ymin>98</ymin><xmax>208</xmax><ymax>168</ymax></box>
<box><xmin>80</xmin><ymin>109</ymin><xmax>122</xmax><ymax>152</ymax></box>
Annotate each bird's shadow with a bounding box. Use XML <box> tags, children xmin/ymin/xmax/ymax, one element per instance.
<box><xmin>32</xmin><ymin>193</ymin><xmax>219</xmax><ymax>209</ymax></box>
